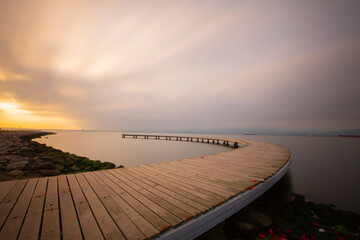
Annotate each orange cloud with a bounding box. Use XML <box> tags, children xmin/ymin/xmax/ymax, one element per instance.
<box><xmin>0</xmin><ymin>100</ymin><xmax>78</xmax><ymax>130</ymax></box>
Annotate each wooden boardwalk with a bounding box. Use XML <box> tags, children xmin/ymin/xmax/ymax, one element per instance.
<box><xmin>0</xmin><ymin>134</ymin><xmax>291</xmax><ymax>240</ymax></box>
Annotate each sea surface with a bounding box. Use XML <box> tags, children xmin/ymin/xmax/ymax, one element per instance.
<box><xmin>37</xmin><ymin>130</ymin><xmax>360</xmax><ymax>214</ymax></box>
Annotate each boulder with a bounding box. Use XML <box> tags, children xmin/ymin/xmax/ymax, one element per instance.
<box><xmin>36</xmin><ymin>161</ymin><xmax>55</xmax><ymax>169</ymax></box>
<box><xmin>54</xmin><ymin>164</ymin><xmax>64</xmax><ymax>171</ymax></box>
<box><xmin>40</xmin><ymin>169</ymin><xmax>61</xmax><ymax>176</ymax></box>
<box><xmin>7</xmin><ymin>169</ymin><xmax>24</xmax><ymax>177</ymax></box>
<box><xmin>235</xmin><ymin>221</ymin><xmax>256</xmax><ymax>233</ymax></box>
<box><xmin>0</xmin><ymin>157</ymin><xmax>8</xmax><ymax>164</ymax></box>
<box><xmin>6</xmin><ymin>160</ymin><xmax>29</xmax><ymax>171</ymax></box>
<box><xmin>5</xmin><ymin>155</ymin><xmax>23</xmax><ymax>162</ymax></box>
<box><xmin>248</xmin><ymin>212</ymin><xmax>272</xmax><ymax>228</ymax></box>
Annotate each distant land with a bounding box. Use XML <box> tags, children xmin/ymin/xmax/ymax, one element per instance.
<box><xmin>323</xmin><ymin>129</ymin><xmax>360</xmax><ymax>137</ymax></box>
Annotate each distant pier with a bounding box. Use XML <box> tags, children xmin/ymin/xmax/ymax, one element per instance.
<box><xmin>122</xmin><ymin>134</ymin><xmax>241</xmax><ymax>148</ymax></box>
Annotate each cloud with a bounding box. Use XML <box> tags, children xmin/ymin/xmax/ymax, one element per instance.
<box><xmin>0</xmin><ymin>0</ymin><xmax>359</xmax><ymax>132</ymax></box>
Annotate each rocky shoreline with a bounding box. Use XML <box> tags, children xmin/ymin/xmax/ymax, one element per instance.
<box><xmin>0</xmin><ymin>131</ymin><xmax>117</xmax><ymax>181</ymax></box>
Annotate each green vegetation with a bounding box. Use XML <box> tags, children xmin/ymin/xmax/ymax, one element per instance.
<box><xmin>21</xmin><ymin>132</ymin><xmax>119</xmax><ymax>175</ymax></box>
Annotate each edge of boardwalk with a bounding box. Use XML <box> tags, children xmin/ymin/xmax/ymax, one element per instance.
<box><xmin>155</xmin><ymin>156</ymin><xmax>292</xmax><ymax>240</ymax></box>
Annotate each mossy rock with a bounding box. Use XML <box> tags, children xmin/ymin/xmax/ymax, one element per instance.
<box><xmin>234</xmin><ymin>221</ymin><xmax>256</xmax><ymax>234</ymax></box>
<box><xmin>248</xmin><ymin>212</ymin><xmax>272</xmax><ymax>228</ymax></box>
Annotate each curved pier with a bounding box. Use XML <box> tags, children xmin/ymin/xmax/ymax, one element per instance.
<box><xmin>0</xmin><ymin>134</ymin><xmax>291</xmax><ymax>240</ymax></box>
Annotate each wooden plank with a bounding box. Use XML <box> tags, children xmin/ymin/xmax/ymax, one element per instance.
<box><xmin>163</xmin><ymin>159</ymin><xmax>263</xmax><ymax>187</ymax></box>
<box><xmin>104</xmin><ymin>170</ymin><xmax>182</xmax><ymax>226</ymax></box>
<box><xmin>155</xmin><ymin>165</ymin><xmax>236</xmax><ymax>198</ymax></box>
<box><xmin>58</xmin><ymin>175</ymin><xmax>82</xmax><ymax>240</ymax></box>
<box><xmin>0</xmin><ymin>178</ymin><xmax>38</xmax><ymax>240</ymax></box>
<box><xmin>75</xmin><ymin>173</ymin><xmax>125</xmax><ymax>240</ymax></box>
<box><xmin>90</xmin><ymin>171</ymin><xmax>159</xmax><ymax>238</ymax></box>
<box><xmin>133</xmin><ymin>167</ymin><xmax>218</xmax><ymax>207</ymax></box>
<box><xmin>18</xmin><ymin>177</ymin><xmax>48</xmax><ymax>240</ymax></box>
<box><xmin>0</xmin><ymin>179</ymin><xmax>27</xmax><ymax>229</ymax></box>
<box><xmin>195</xmin><ymin>159</ymin><xmax>278</xmax><ymax>179</ymax></box>
<box><xmin>125</xmin><ymin>168</ymin><xmax>208</xmax><ymax>212</ymax></box>
<box><xmin>141</xmin><ymin>165</ymin><xmax>229</xmax><ymax>201</ymax></box>
<box><xmin>83</xmin><ymin>172</ymin><xmax>146</xmax><ymax>240</ymax></box>
<box><xmin>135</xmin><ymin>166</ymin><xmax>218</xmax><ymax>204</ymax></box>
<box><xmin>94</xmin><ymin>170</ymin><xmax>171</xmax><ymax>232</ymax></box>
<box><xmin>152</xmin><ymin>163</ymin><xmax>240</xmax><ymax>196</ymax></box>
<box><xmin>0</xmin><ymin>180</ymin><xmax>18</xmax><ymax>203</ymax></box>
<box><xmin>165</xmin><ymin>160</ymin><xmax>261</xmax><ymax>184</ymax></box>
<box><xmin>150</xmin><ymin>163</ymin><xmax>248</xmax><ymax>193</ymax></box>
<box><xmin>195</xmin><ymin>154</ymin><xmax>284</xmax><ymax>169</ymax></box>
<box><xmin>67</xmin><ymin>174</ymin><xmax>104</xmax><ymax>240</ymax></box>
<box><xmin>120</xmin><ymin>168</ymin><xmax>202</xmax><ymax>215</ymax></box>
<box><xmin>157</xmin><ymin>161</ymin><xmax>241</xmax><ymax>183</ymax></box>
<box><xmin>41</xmin><ymin>176</ymin><xmax>60</xmax><ymax>240</ymax></box>
<box><xmin>111</xmin><ymin>169</ymin><xmax>193</xmax><ymax>221</ymax></box>
<box><xmin>165</xmin><ymin>160</ymin><xmax>246</xmax><ymax>182</ymax></box>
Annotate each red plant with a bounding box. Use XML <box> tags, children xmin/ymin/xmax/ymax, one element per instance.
<box><xmin>258</xmin><ymin>233</ymin><xmax>266</xmax><ymax>239</ymax></box>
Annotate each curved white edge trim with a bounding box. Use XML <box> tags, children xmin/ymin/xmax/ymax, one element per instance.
<box><xmin>154</xmin><ymin>155</ymin><xmax>293</xmax><ymax>240</ymax></box>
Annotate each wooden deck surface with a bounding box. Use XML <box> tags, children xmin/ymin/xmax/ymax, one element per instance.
<box><xmin>0</xmin><ymin>135</ymin><xmax>291</xmax><ymax>240</ymax></box>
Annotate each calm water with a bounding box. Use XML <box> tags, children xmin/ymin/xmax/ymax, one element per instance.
<box><xmin>36</xmin><ymin>131</ymin><xmax>230</xmax><ymax>167</ymax></box>
<box><xmin>37</xmin><ymin>130</ymin><xmax>360</xmax><ymax>214</ymax></box>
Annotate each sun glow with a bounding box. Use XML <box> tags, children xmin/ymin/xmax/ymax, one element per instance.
<box><xmin>0</xmin><ymin>102</ymin><xmax>31</xmax><ymax>115</ymax></box>
<box><xmin>0</xmin><ymin>101</ymin><xmax>78</xmax><ymax>130</ymax></box>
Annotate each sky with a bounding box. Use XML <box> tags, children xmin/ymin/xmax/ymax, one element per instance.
<box><xmin>0</xmin><ymin>0</ymin><xmax>359</xmax><ymax>133</ymax></box>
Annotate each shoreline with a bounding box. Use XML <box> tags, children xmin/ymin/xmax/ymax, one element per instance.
<box><xmin>0</xmin><ymin>130</ymin><xmax>118</xmax><ymax>181</ymax></box>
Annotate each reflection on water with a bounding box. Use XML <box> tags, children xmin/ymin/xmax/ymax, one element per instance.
<box><xmin>37</xmin><ymin>131</ymin><xmax>360</xmax><ymax>214</ymax></box>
